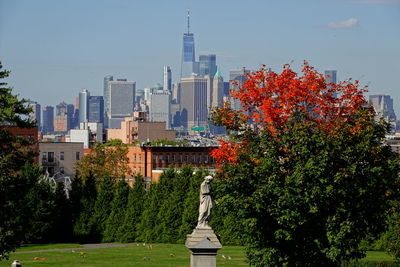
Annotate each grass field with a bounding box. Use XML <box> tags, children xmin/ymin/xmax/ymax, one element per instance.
<box><xmin>0</xmin><ymin>243</ymin><xmax>397</xmax><ymax>266</ymax></box>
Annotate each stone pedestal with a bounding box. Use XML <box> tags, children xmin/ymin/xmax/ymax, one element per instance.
<box><xmin>185</xmin><ymin>228</ymin><xmax>222</xmax><ymax>267</ymax></box>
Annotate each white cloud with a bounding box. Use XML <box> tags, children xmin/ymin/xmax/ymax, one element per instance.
<box><xmin>327</xmin><ymin>18</ymin><xmax>360</xmax><ymax>29</ymax></box>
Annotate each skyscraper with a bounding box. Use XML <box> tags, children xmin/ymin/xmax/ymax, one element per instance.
<box><xmin>67</xmin><ymin>104</ymin><xmax>75</xmax><ymax>129</ymax></box>
<box><xmin>88</xmin><ymin>96</ymin><xmax>104</xmax><ymax>123</ymax></box>
<box><xmin>181</xmin><ymin>11</ymin><xmax>196</xmax><ymax>78</ymax></box>
<box><xmin>54</xmin><ymin>101</ymin><xmax>72</xmax><ymax>132</ymax></box>
<box><xmin>179</xmin><ymin>77</ymin><xmax>208</xmax><ymax>130</ymax></box>
<box><xmin>108</xmin><ymin>79</ymin><xmax>136</xmax><ymax>128</ymax></box>
<box><xmin>103</xmin><ymin>75</ymin><xmax>113</xmax><ymax>118</ymax></box>
<box><xmin>325</xmin><ymin>70</ymin><xmax>337</xmax><ymax>98</ymax></box>
<box><xmin>199</xmin><ymin>54</ymin><xmax>217</xmax><ymax>78</ymax></box>
<box><xmin>42</xmin><ymin>106</ymin><xmax>54</xmax><ymax>134</ymax></box>
<box><xmin>79</xmin><ymin>89</ymin><xmax>90</xmax><ymax>123</ymax></box>
<box><xmin>163</xmin><ymin>66</ymin><xmax>172</xmax><ymax>92</ymax></box>
<box><xmin>212</xmin><ymin>69</ymin><xmax>224</xmax><ymax>109</ymax></box>
<box><xmin>149</xmin><ymin>91</ymin><xmax>171</xmax><ymax>129</ymax></box>
<box><xmin>324</xmin><ymin>70</ymin><xmax>337</xmax><ymax>85</ymax></box>
<box><xmin>28</xmin><ymin>101</ymin><xmax>41</xmax><ymax>129</ymax></box>
<box><xmin>369</xmin><ymin>94</ymin><xmax>397</xmax><ymax>130</ymax></box>
<box><xmin>229</xmin><ymin>69</ymin><xmax>251</xmax><ymax>110</ymax></box>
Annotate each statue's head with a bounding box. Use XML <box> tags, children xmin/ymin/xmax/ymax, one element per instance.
<box><xmin>205</xmin><ymin>175</ymin><xmax>213</xmax><ymax>182</ymax></box>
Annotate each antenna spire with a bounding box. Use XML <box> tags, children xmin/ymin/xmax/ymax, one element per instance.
<box><xmin>187</xmin><ymin>9</ymin><xmax>190</xmax><ymax>34</ymax></box>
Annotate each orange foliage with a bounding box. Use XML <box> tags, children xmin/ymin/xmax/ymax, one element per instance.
<box><xmin>230</xmin><ymin>62</ymin><xmax>366</xmax><ymax>132</ymax></box>
<box><xmin>211</xmin><ymin>140</ymin><xmax>243</xmax><ymax>166</ymax></box>
<box><xmin>212</xmin><ymin>62</ymin><xmax>367</xmax><ymax>165</ymax></box>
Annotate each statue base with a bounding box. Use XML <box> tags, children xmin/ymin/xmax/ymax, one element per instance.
<box><xmin>185</xmin><ymin>227</ymin><xmax>222</xmax><ymax>267</ymax></box>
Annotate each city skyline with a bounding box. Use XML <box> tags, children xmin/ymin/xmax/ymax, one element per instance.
<box><xmin>0</xmin><ymin>0</ymin><xmax>399</xmax><ymax>113</ymax></box>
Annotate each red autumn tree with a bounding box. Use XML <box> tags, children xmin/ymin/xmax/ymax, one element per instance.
<box><xmin>210</xmin><ymin>62</ymin><xmax>399</xmax><ymax>266</ymax></box>
<box><xmin>211</xmin><ymin>62</ymin><xmax>367</xmax><ymax>166</ymax></box>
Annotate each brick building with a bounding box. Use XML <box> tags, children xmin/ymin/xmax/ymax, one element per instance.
<box><xmin>3</xmin><ymin>126</ymin><xmax>39</xmax><ymax>163</ymax></box>
<box><xmin>126</xmin><ymin>145</ymin><xmax>217</xmax><ymax>183</ymax></box>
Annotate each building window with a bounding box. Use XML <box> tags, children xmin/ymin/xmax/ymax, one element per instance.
<box><xmin>76</xmin><ymin>152</ymin><xmax>80</xmax><ymax>160</ymax></box>
<box><xmin>134</xmin><ymin>154</ymin><xmax>136</xmax><ymax>163</ymax></box>
<box><xmin>42</xmin><ymin>152</ymin><xmax>47</xmax><ymax>162</ymax></box>
<box><xmin>60</xmin><ymin>152</ymin><xmax>64</xmax><ymax>160</ymax></box>
<box><xmin>48</xmin><ymin>152</ymin><xmax>54</xmax><ymax>163</ymax></box>
<box><xmin>198</xmin><ymin>154</ymin><xmax>202</xmax><ymax>164</ymax></box>
<box><xmin>192</xmin><ymin>154</ymin><xmax>196</xmax><ymax>163</ymax></box>
<box><xmin>172</xmin><ymin>154</ymin><xmax>175</xmax><ymax>163</ymax></box>
<box><xmin>166</xmin><ymin>154</ymin><xmax>169</xmax><ymax>164</ymax></box>
<box><xmin>185</xmin><ymin>154</ymin><xmax>189</xmax><ymax>163</ymax></box>
<box><xmin>159</xmin><ymin>154</ymin><xmax>163</xmax><ymax>164</ymax></box>
<box><xmin>179</xmin><ymin>153</ymin><xmax>183</xmax><ymax>163</ymax></box>
<box><xmin>153</xmin><ymin>154</ymin><xmax>157</xmax><ymax>168</ymax></box>
<box><xmin>138</xmin><ymin>154</ymin><xmax>141</xmax><ymax>162</ymax></box>
<box><xmin>205</xmin><ymin>155</ymin><xmax>209</xmax><ymax>164</ymax></box>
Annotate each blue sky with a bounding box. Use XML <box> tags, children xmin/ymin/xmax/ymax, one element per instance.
<box><xmin>1</xmin><ymin>0</ymin><xmax>399</xmax><ymax>114</ymax></box>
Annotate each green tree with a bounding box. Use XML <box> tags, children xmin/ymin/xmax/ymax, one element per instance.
<box><xmin>137</xmin><ymin>183</ymin><xmax>161</xmax><ymax>242</ymax></box>
<box><xmin>210</xmin><ymin>64</ymin><xmax>400</xmax><ymax>266</ymax></box>
<box><xmin>211</xmin><ymin>177</ymin><xmax>245</xmax><ymax>245</ymax></box>
<box><xmin>89</xmin><ymin>176</ymin><xmax>114</xmax><ymax>242</ymax></box>
<box><xmin>103</xmin><ymin>179</ymin><xmax>130</xmax><ymax>242</ymax></box>
<box><xmin>18</xmin><ymin>163</ymin><xmax>63</xmax><ymax>243</ymax></box>
<box><xmin>118</xmin><ymin>175</ymin><xmax>146</xmax><ymax>242</ymax></box>
<box><xmin>0</xmin><ymin>61</ymin><xmax>36</xmax><ymax>260</ymax></box>
<box><xmin>153</xmin><ymin>168</ymin><xmax>180</xmax><ymax>242</ymax></box>
<box><xmin>75</xmin><ymin>142</ymin><xmax>131</xmax><ymax>182</ymax></box>
<box><xmin>385</xmin><ymin>200</ymin><xmax>400</xmax><ymax>261</ymax></box>
<box><xmin>72</xmin><ymin>172</ymin><xmax>97</xmax><ymax>243</ymax></box>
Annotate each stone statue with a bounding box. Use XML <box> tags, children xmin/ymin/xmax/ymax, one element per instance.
<box><xmin>197</xmin><ymin>175</ymin><xmax>213</xmax><ymax>229</ymax></box>
<box><xmin>186</xmin><ymin>174</ymin><xmax>221</xmax><ymax>267</ymax></box>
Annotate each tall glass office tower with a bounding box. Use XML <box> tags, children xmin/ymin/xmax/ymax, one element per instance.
<box><xmin>181</xmin><ymin>11</ymin><xmax>196</xmax><ymax>78</ymax></box>
<box><xmin>79</xmin><ymin>89</ymin><xmax>90</xmax><ymax>123</ymax></box>
<box><xmin>199</xmin><ymin>54</ymin><xmax>217</xmax><ymax>78</ymax></box>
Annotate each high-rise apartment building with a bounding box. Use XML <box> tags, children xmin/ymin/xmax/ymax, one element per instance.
<box><xmin>79</xmin><ymin>89</ymin><xmax>90</xmax><ymax>123</ymax></box>
<box><xmin>88</xmin><ymin>96</ymin><xmax>104</xmax><ymax>123</ymax></box>
<box><xmin>108</xmin><ymin>79</ymin><xmax>136</xmax><ymax>129</ymax></box>
<box><xmin>163</xmin><ymin>66</ymin><xmax>172</xmax><ymax>92</ymax></box>
<box><xmin>199</xmin><ymin>54</ymin><xmax>217</xmax><ymax>78</ymax></box>
<box><xmin>181</xmin><ymin>11</ymin><xmax>196</xmax><ymax>78</ymax></box>
<box><xmin>179</xmin><ymin>77</ymin><xmax>208</xmax><ymax>130</ymax></box>
<box><xmin>42</xmin><ymin>106</ymin><xmax>54</xmax><ymax>134</ymax></box>
<box><xmin>28</xmin><ymin>101</ymin><xmax>41</xmax><ymax>129</ymax></box>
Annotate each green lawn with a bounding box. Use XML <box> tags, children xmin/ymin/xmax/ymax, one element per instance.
<box><xmin>16</xmin><ymin>243</ymin><xmax>83</xmax><ymax>252</ymax></box>
<box><xmin>0</xmin><ymin>243</ymin><xmax>247</xmax><ymax>267</ymax></box>
<box><xmin>0</xmin><ymin>244</ymin><xmax>397</xmax><ymax>266</ymax></box>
